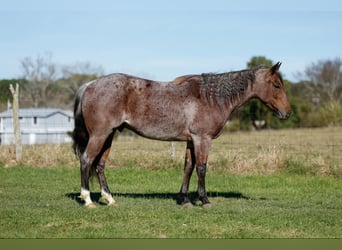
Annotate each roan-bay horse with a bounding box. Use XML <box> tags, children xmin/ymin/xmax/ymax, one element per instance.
<box><xmin>72</xmin><ymin>62</ymin><xmax>291</xmax><ymax>208</ymax></box>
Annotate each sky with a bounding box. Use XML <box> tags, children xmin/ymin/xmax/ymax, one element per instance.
<box><xmin>1</xmin><ymin>0</ymin><xmax>342</xmax><ymax>82</ymax></box>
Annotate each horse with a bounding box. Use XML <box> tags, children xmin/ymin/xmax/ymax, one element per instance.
<box><xmin>72</xmin><ymin>62</ymin><xmax>291</xmax><ymax>208</ymax></box>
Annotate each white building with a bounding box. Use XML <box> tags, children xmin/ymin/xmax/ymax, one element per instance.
<box><xmin>0</xmin><ymin>108</ymin><xmax>74</xmax><ymax>145</ymax></box>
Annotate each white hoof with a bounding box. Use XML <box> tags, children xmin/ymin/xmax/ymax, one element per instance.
<box><xmin>86</xmin><ymin>202</ymin><xmax>96</xmax><ymax>208</ymax></box>
<box><xmin>80</xmin><ymin>188</ymin><xmax>94</xmax><ymax>207</ymax></box>
<box><xmin>107</xmin><ymin>201</ymin><xmax>118</xmax><ymax>207</ymax></box>
<box><xmin>101</xmin><ymin>189</ymin><xmax>116</xmax><ymax>206</ymax></box>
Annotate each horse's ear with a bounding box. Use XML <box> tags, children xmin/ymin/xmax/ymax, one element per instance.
<box><xmin>270</xmin><ymin>62</ymin><xmax>282</xmax><ymax>74</ymax></box>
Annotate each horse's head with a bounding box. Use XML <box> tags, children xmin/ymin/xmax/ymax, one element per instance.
<box><xmin>254</xmin><ymin>62</ymin><xmax>292</xmax><ymax>119</ymax></box>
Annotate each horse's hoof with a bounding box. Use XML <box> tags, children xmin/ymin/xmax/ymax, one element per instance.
<box><xmin>182</xmin><ymin>202</ymin><xmax>193</xmax><ymax>208</ymax></box>
<box><xmin>86</xmin><ymin>203</ymin><xmax>96</xmax><ymax>209</ymax></box>
<box><xmin>108</xmin><ymin>201</ymin><xmax>118</xmax><ymax>207</ymax></box>
<box><xmin>202</xmin><ymin>203</ymin><xmax>212</xmax><ymax>209</ymax></box>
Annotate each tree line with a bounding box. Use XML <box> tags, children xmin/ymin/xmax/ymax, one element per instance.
<box><xmin>0</xmin><ymin>53</ymin><xmax>103</xmax><ymax>110</ymax></box>
<box><xmin>1</xmin><ymin>54</ymin><xmax>341</xmax><ymax>130</ymax></box>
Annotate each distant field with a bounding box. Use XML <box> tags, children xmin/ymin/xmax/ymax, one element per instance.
<box><xmin>0</xmin><ymin>127</ymin><xmax>341</xmax><ymax>238</ymax></box>
<box><xmin>1</xmin><ymin>127</ymin><xmax>341</xmax><ymax>177</ymax></box>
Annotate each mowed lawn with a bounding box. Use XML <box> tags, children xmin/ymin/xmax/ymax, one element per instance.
<box><xmin>0</xmin><ymin>127</ymin><xmax>342</xmax><ymax>238</ymax></box>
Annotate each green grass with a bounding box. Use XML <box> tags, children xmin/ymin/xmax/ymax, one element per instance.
<box><xmin>1</xmin><ymin>166</ymin><xmax>342</xmax><ymax>238</ymax></box>
<box><xmin>1</xmin><ymin>127</ymin><xmax>341</xmax><ymax>238</ymax></box>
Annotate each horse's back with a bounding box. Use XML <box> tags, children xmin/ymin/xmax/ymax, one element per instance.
<box><xmin>172</xmin><ymin>74</ymin><xmax>198</xmax><ymax>85</ymax></box>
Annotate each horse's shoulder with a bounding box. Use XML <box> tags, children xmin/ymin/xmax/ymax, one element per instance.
<box><xmin>172</xmin><ymin>74</ymin><xmax>201</xmax><ymax>85</ymax></box>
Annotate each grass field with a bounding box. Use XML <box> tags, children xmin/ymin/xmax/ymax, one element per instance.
<box><xmin>0</xmin><ymin>127</ymin><xmax>341</xmax><ymax>238</ymax></box>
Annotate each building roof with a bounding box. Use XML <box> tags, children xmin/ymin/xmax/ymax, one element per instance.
<box><xmin>0</xmin><ymin>108</ymin><xmax>73</xmax><ymax>118</ymax></box>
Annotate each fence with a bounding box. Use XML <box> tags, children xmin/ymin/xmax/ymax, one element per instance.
<box><xmin>0</xmin><ymin>106</ymin><xmax>341</xmax><ymax>177</ymax></box>
<box><xmin>0</xmin><ymin>108</ymin><xmax>73</xmax><ymax>145</ymax></box>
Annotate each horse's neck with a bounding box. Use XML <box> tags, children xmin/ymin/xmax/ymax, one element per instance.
<box><xmin>219</xmin><ymin>87</ymin><xmax>254</xmax><ymax>122</ymax></box>
<box><xmin>201</xmin><ymin>70</ymin><xmax>256</xmax><ymax>113</ymax></box>
<box><xmin>226</xmin><ymin>84</ymin><xmax>255</xmax><ymax>111</ymax></box>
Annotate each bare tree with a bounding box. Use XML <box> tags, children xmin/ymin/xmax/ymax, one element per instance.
<box><xmin>61</xmin><ymin>62</ymin><xmax>104</xmax><ymax>95</ymax></box>
<box><xmin>19</xmin><ymin>53</ymin><xmax>104</xmax><ymax>108</ymax></box>
<box><xmin>21</xmin><ymin>52</ymin><xmax>57</xmax><ymax>107</ymax></box>
<box><xmin>304</xmin><ymin>58</ymin><xmax>342</xmax><ymax>102</ymax></box>
<box><xmin>58</xmin><ymin>62</ymin><xmax>104</xmax><ymax>107</ymax></box>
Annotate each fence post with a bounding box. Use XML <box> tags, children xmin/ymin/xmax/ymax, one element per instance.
<box><xmin>9</xmin><ymin>83</ymin><xmax>22</xmax><ymax>162</ymax></box>
<box><xmin>169</xmin><ymin>142</ymin><xmax>175</xmax><ymax>160</ymax></box>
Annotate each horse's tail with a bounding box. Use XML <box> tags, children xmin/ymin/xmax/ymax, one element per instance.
<box><xmin>72</xmin><ymin>84</ymin><xmax>89</xmax><ymax>158</ymax></box>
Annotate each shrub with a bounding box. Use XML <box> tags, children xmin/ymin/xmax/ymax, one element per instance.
<box><xmin>320</xmin><ymin>101</ymin><xmax>342</xmax><ymax>126</ymax></box>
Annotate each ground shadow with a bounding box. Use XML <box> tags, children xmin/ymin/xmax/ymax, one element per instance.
<box><xmin>65</xmin><ymin>191</ymin><xmax>252</xmax><ymax>206</ymax></box>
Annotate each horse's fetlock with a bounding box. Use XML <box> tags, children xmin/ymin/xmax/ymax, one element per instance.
<box><xmin>80</xmin><ymin>188</ymin><xmax>93</xmax><ymax>207</ymax></box>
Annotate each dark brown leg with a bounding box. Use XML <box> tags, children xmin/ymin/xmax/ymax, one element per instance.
<box><xmin>96</xmin><ymin>132</ymin><xmax>116</xmax><ymax>206</ymax></box>
<box><xmin>196</xmin><ymin>163</ymin><xmax>210</xmax><ymax>205</ymax></box>
<box><xmin>179</xmin><ymin>141</ymin><xmax>196</xmax><ymax>205</ymax></box>
<box><xmin>193</xmin><ymin>136</ymin><xmax>212</xmax><ymax>207</ymax></box>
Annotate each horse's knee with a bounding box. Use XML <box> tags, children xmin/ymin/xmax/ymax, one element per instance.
<box><xmin>197</xmin><ymin>163</ymin><xmax>207</xmax><ymax>176</ymax></box>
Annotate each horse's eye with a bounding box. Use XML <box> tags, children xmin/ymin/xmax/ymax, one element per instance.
<box><xmin>273</xmin><ymin>84</ymin><xmax>281</xmax><ymax>89</ymax></box>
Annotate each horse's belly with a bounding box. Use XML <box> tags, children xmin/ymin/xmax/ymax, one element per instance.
<box><xmin>126</xmin><ymin>118</ymin><xmax>189</xmax><ymax>141</ymax></box>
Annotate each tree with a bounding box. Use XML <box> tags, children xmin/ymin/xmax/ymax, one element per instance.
<box><xmin>60</xmin><ymin>62</ymin><xmax>104</xmax><ymax>98</ymax></box>
<box><xmin>56</xmin><ymin>62</ymin><xmax>104</xmax><ymax>108</ymax></box>
<box><xmin>0</xmin><ymin>79</ymin><xmax>29</xmax><ymax>111</ymax></box>
<box><xmin>304</xmin><ymin>58</ymin><xmax>342</xmax><ymax>102</ymax></box>
<box><xmin>247</xmin><ymin>56</ymin><xmax>273</xmax><ymax>68</ymax></box>
<box><xmin>19</xmin><ymin>54</ymin><xmax>104</xmax><ymax>109</ymax></box>
<box><xmin>20</xmin><ymin>52</ymin><xmax>57</xmax><ymax>107</ymax></box>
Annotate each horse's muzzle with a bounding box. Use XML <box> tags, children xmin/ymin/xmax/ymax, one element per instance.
<box><xmin>277</xmin><ymin>109</ymin><xmax>292</xmax><ymax>120</ymax></box>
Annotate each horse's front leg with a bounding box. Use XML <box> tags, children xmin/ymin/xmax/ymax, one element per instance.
<box><xmin>179</xmin><ymin>141</ymin><xmax>196</xmax><ymax>206</ymax></box>
<box><xmin>196</xmin><ymin>163</ymin><xmax>210</xmax><ymax>207</ymax></box>
<box><xmin>193</xmin><ymin>136</ymin><xmax>212</xmax><ymax>207</ymax></box>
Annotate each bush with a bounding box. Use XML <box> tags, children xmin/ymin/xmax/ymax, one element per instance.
<box><xmin>320</xmin><ymin>101</ymin><xmax>342</xmax><ymax>126</ymax></box>
<box><xmin>300</xmin><ymin>111</ymin><xmax>327</xmax><ymax>128</ymax></box>
<box><xmin>224</xmin><ymin>119</ymin><xmax>252</xmax><ymax>132</ymax></box>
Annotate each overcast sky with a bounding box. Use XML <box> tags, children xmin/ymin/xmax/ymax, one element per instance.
<box><xmin>1</xmin><ymin>0</ymin><xmax>342</xmax><ymax>82</ymax></box>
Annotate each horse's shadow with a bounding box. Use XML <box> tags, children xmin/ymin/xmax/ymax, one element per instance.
<box><xmin>65</xmin><ymin>191</ymin><xmax>252</xmax><ymax>206</ymax></box>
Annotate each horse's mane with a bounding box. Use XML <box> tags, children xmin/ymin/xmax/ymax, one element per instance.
<box><xmin>200</xmin><ymin>67</ymin><xmax>264</xmax><ymax>104</ymax></box>
<box><xmin>172</xmin><ymin>65</ymin><xmax>280</xmax><ymax>105</ymax></box>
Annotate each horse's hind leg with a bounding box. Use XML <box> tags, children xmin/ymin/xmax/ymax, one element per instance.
<box><xmin>80</xmin><ymin>152</ymin><xmax>95</xmax><ymax>208</ymax></box>
<box><xmin>80</xmin><ymin>133</ymin><xmax>113</xmax><ymax>208</ymax></box>
<box><xmin>97</xmin><ymin>132</ymin><xmax>117</xmax><ymax>206</ymax></box>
